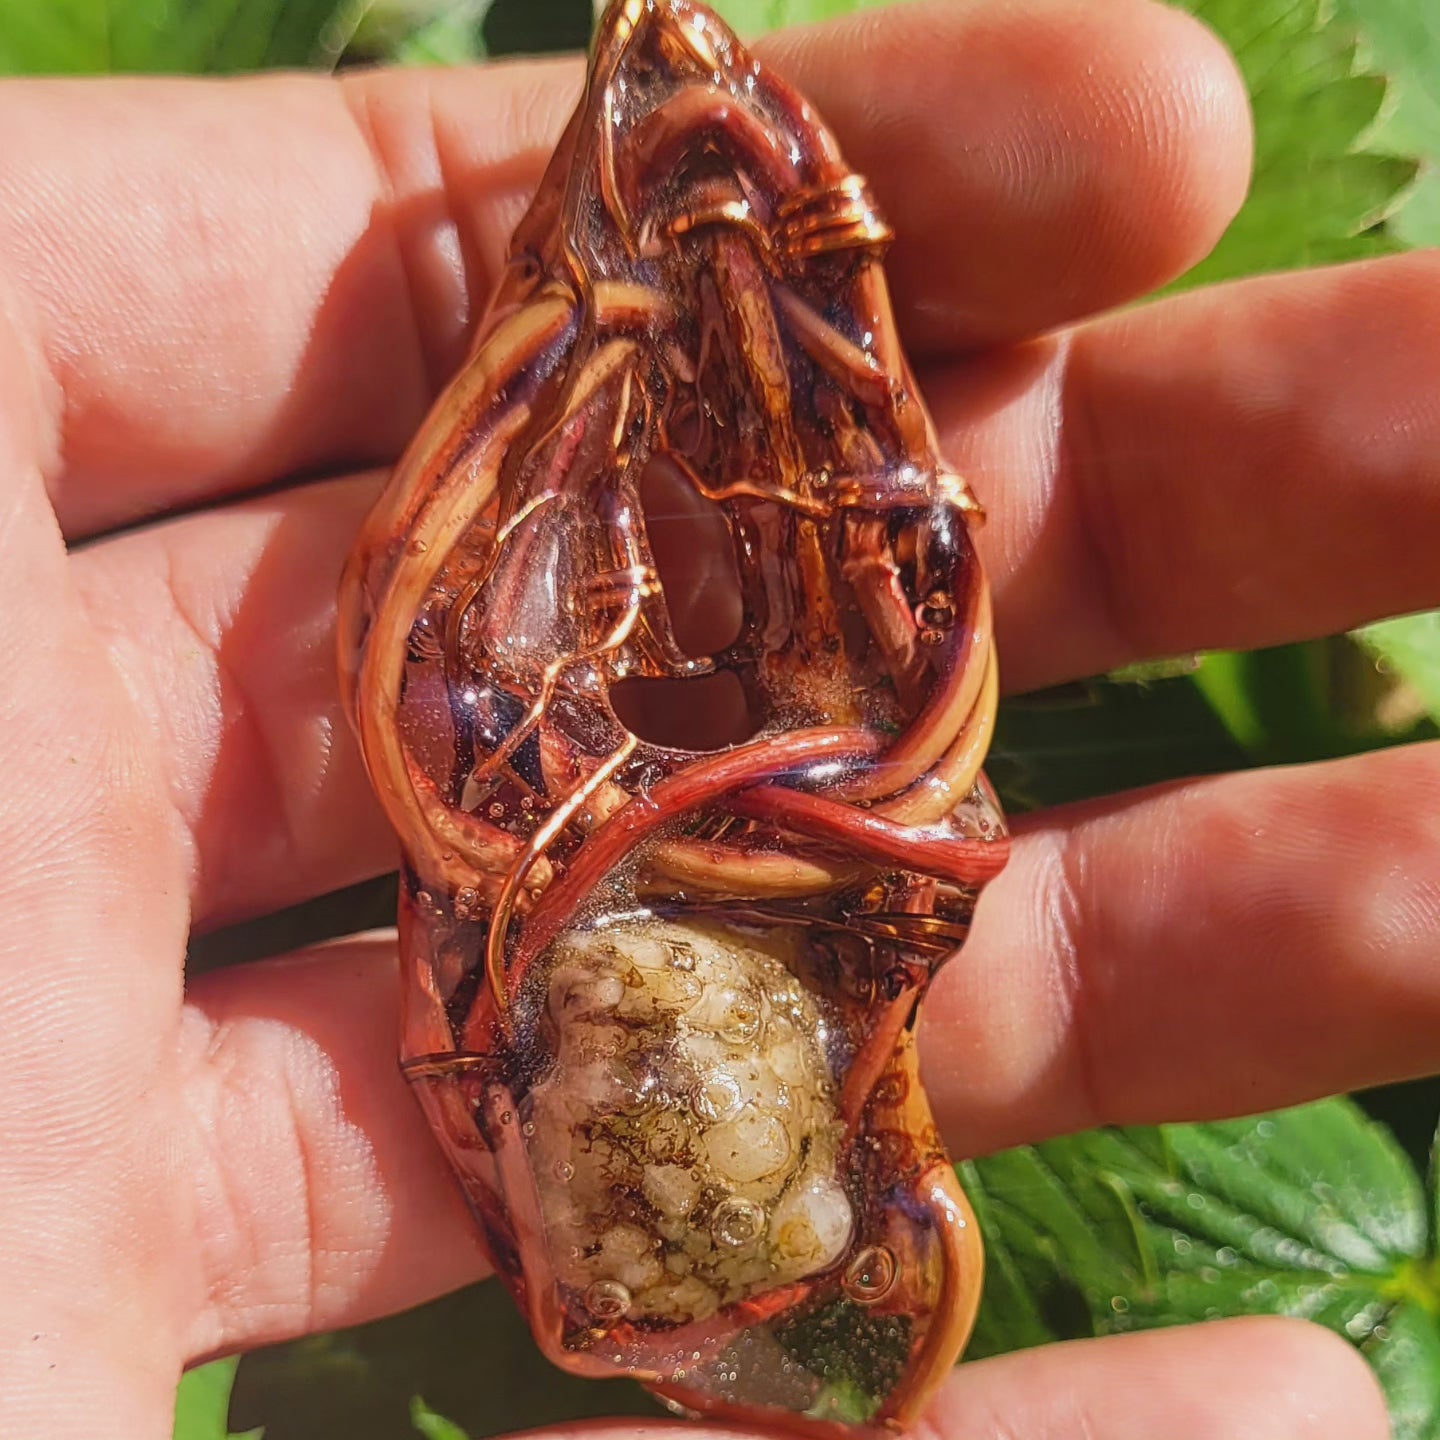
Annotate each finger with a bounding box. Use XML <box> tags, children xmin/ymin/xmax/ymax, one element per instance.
<box><xmin>0</xmin><ymin>255</ymin><xmax>196</xmax><ymax>1440</ymax></box>
<box><xmin>924</xmin><ymin>739</ymin><xmax>1440</xmax><ymax>1157</ymax></box>
<box><xmin>83</xmin><ymin>257</ymin><xmax>1440</xmax><ymax>1153</ymax></box>
<box><xmin>78</xmin><ymin>428</ymin><xmax>1440</xmax><ymax>1146</ymax></box>
<box><xmin>75</xmin><ymin>256</ymin><xmax>1440</xmax><ymax>928</ymax></box>
<box><xmin>71</xmin><ymin>474</ymin><xmax>393</xmax><ymax>930</ymax></box>
<box><xmin>934</xmin><ymin>249</ymin><xmax>1440</xmax><ymax>693</ymax></box>
<box><xmin>765</xmin><ymin>0</ymin><xmax>1250</xmax><ymax>355</ymax></box>
<box><xmin>180</xmin><ymin>932</ymin><xmax>1383</xmax><ymax>1440</ymax></box>
<box><xmin>3</xmin><ymin>0</ymin><xmax>1249</xmax><ymax>537</ymax></box>
<box><xmin>179</xmin><ymin>935</ymin><xmax>488</xmax><ymax>1361</ymax></box>
<box><xmin>456</xmin><ymin>1322</ymin><xmax>1385</xmax><ymax>1440</ymax></box>
<box><xmin>165</xmin><ymin>661</ymin><xmax>1440</xmax><ymax>1177</ymax></box>
<box><xmin>177</xmin><ymin>925</ymin><xmax>1385</xmax><ymax>1440</ymax></box>
<box><xmin>928</xmin><ymin>1319</ymin><xmax>1386</xmax><ymax>1440</ymax></box>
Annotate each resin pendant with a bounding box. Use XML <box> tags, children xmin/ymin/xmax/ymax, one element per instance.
<box><xmin>338</xmin><ymin>1</ymin><xmax>1007</xmax><ymax>1431</ymax></box>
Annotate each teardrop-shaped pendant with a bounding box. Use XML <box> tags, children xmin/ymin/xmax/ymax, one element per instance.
<box><xmin>339</xmin><ymin>2</ymin><xmax>1007</xmax><ymax>1431</ymax></box>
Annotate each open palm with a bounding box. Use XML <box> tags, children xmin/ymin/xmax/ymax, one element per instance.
<box><xmin>1</xmin><ymin>2</ymin><xmax>1433</xmax><ymax>1436</ymax></box>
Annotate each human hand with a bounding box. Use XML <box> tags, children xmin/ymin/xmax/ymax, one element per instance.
<box><xmin>0</xmin><ymin>2</ymin><xmax>1428</xmax><ymax>1436</ymax></box>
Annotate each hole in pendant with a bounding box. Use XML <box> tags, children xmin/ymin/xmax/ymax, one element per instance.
<box><xmin>640</xmin><ymin>454</ymin><xmax>744</xmax><ymax>659</ymax></box>
<box><xmin>610</xmin><ymin>669</ymin><xmax>759</xmax><ymax>751</ymax></box>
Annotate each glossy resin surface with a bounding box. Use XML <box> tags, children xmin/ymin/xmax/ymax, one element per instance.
<box><xmin>339</xmin><ymin>1</ymin><xmax>1008</xmax><ymax>1431</ymax></box>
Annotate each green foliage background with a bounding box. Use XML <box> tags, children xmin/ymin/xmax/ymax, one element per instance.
<box><xmin>3</xmin><ymin>0</ymin><xmax>1436</xmax><ymax>1434</ymax></box>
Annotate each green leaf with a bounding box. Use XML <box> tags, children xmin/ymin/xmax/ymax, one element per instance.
<box><xmin>0</xmin><ymin>0</ymin><xmax>345</xmax><ymax>74</ymax></box>
<box><xmin>1357</xmin><ymin>612</ymin><xmax>1440</xmax><ymax>729</ymax></box>
<box><xmin>1368</xmin><ymin>1115</ymin><xmax>1440</xmax><ymax>1436</ymax></box>
<box><xmin>964</xmin><ymin>1100</ymin><xmax>1440</xmax><ymax>1431</ymax></box>
<box><xmin>1105</xmin><ymin>656</ymin><xmax>1204</xmax><ymax>685</ymax></box>
<box><xmin>411</xmin><ymin>1395</ymin><xmax>472</xmax><ymax>1440</ymax></box>
<box><xmin>991</xmin><ymin>674</ymin><xmax>1249</xmax><ymax>812</ymax></box>
<box><xmin>1190</xmin><ymin>635</ymin><xmax>1435</xmax><ymax>765</ymax></box>
<box><xmin>706</xmin><ymin>0</ymin><xmax>893</xmax><ymax>34</ymax></box>
<box><xmin>394</xmin><ymin>4</ymin><xmax>489</xmax><ymax>63</ymax></box>
<box><xmin>341</xmin><ymin>0</ymin><xmax>491</xmax><ymax>64</ymax></box>
<box><xmin>1335</xmin><ymin>0</ymin><xmax>1440</xmax><ymax>247</ymax></box>
<box><xmin>1192</xmin><ymin>644</ymin><xmax>1356</xmax><ymax>762</ymax></box>
<box><xmin>174</xmin><ymin>1358</ymin><xmax>263</xmax><ymax>1440</ymax></box>
<box><xmin>1193</xmin><ymin>647</ymin><xmax>1320</xmax><ymax>759</ymax></box>
<box><xmin>1365</xmin><ymin>1301</ymin><xmax>1440</xmax><ymax>1440</ymax></box>
<box><xmin>1167</xmin><ymin>0</ymin><xmax>1417</xmax><ymax>290</ymax></box>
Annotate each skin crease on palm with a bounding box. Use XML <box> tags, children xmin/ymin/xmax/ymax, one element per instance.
<box><xmin>8</xmin><ymin>0</ymin><xmax>1440</xmax><ymax>1431</ymax></box>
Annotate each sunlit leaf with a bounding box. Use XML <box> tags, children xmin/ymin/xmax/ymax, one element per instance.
<box><xmin>411</xmin><ymin>1395</ymin><xmax>472</xmax><ymax>1440</ymax></box>
<box><xmin>0</xmin><ymin>0</ymin><xmax>343</xmax><ymax>73</ymax></box>
<box><xmin>174</xmin><ymin>1358</ymin><xmax>263</xmax><ymax>1440</ymax></box>
<box><xmin>1336</xmin><ymin>0</ymin><xmax>1440</xmax><ymax>247</ymax></box>
<box><xmin>965</xmin><ymin>1101</ymin><xmax>1440</xmax><ymax>1436</ymax></box>
<box><xmin>706</xmin><ymin>0</ymin><xmax>894</xmax><ymax>32</ymax></box>
<box><xmin>343</xmin><ymin>0</ymin><xmax>490</xmax><ymax>63</ymax></box>
<box><xmin>1168</xmin><ymin>0</ymin><xmax>1417</xmax><ymax>288</ymax></box>
<box><xmin>393</xmin><ymin>3</ymin><xmax>489</xmax><ymax>63</ymax></box>
<box><xmin>1357</xmin><ymin>612</ymin><xmax>1440</xmax><ymax>730</ymax></box>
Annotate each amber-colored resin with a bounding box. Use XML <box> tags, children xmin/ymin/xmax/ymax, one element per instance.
<box><xmin>339</xmin><ymin>1</ymin><xmax>1007</xmax><ymax>1432</ymax></box>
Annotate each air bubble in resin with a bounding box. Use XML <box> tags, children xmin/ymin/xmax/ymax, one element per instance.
<box><xmin>843</xmin><ymin>1244</ymin><xmax>898</xmax><ymax>1303</ymax></box>
<box><xmin>711</xmin><ymin>1196</ymin><xmax>766</xmax><ymax>1248</ymax></box>
<box><xmin>585</xmin><ymin>1279</ymin><xmax>633</xmax><ymax>1320</ymax></box>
